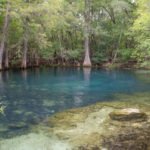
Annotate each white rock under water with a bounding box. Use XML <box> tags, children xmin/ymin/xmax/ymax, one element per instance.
<box><xmin>0</xmin><ymin>133</ymin><xmax>71</xmax><ymax>150</ymax></box>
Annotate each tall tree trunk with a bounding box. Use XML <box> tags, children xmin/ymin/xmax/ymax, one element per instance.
<box><xmin>0</xmin><ymin>1</ymin><xmax>10</xmax><ymax>70</ymax></box>
<box><xmin>112</xmin><ymin>26</ymin><xmax>123</xmax><ymax>63</ymax></box>
<box><xmin>4</xmin><ymin>47</ymin><xmax>9</xmax><ymax>69</ymax></box>
<box><xmin>83</xmin><ymin>0</ymin><xmax>92</xmax><ymax>67</ymax></box>
<box><xmin>21</xmin><ymin>21</ymin><xmax>28</xmax><ymax>69</ymax></box>
<box><xmin>83</xmin><ymin>35</ymin><xmax>91</xmax><ymax>67</ymax></box>
<box><xmin>21</xmin><ymin>36</ymin><xmax>28</xmax><ymax>69</ymax></box>
<box><xmin>35</xmin><ymin>53</ymin><xmax>39</xmax><ymax>66</ymax></box>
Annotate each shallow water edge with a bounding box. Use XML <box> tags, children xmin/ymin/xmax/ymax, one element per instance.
<box><xmin>0</xmin><ymin>92</ymin><xmax>150</xmax><ymax>150</ymax></box>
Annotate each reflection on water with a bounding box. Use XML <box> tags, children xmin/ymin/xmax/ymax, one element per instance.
<box><xmin>73</xmin><ymin>68</ymin><xmax>91</xmax><ymax>107</ymax></box>
<box><xmin>0</xmin><ymin>72</ymin><xmax>4</xmax><ymax>92</ymax></box>
<box><xmin>83</xmin><ymin>67</ymin><xmax>91</xmax><ymax>82</ymax></box>
<box><xmin>0</xmin><ymin>68</ymin><xmax>150</xmax><ymax>138</ymax></box>
<box><xmin>21</xmin><ymin>70</ymin><xmax>27</xmax><ymax>82</ymax></box>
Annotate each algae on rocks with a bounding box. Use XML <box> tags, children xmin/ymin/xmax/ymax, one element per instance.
<box><xmin>109</xmin><ymin>108</ymin><xmax>147</xmax><ymax>121</ymax></box>
<box><xmin>0</xmin><ymin>92</ymin><xmax>150</xmax><ymax>150</ymax></box>
<box><xmin>43</xmin><ymin>93</ymin><xmax>150</xmax><ymax>150</ymax></box>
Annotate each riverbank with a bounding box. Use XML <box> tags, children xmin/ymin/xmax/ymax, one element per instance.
<box><xmin>0</xmin><ymin>60</ymin><xmax>148</xmax><ymax>72</ymax></box>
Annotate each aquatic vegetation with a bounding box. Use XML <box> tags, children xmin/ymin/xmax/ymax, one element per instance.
<box><xmin>0</xmin><ymin>103</ymin><xmax>6</xmax><ymax>115</ymax></box>
<box><xmin>0</xmin><ymin>92</ymin><xmax>149</xmax><ymax>149</ymax></box>
<box><xmin>102</xmin><ymin>124</ymin><xmax>150</xmax><ymax>150</ymax></box>
<box><xmin>2</xmin><ymin>68</ymin><xmax>150</xmax><ymax>139</ymax></box>
<box><xmin>42</xmin><ymin>93</ymin><xmax>150</xmax><ymax>149</ymax></box>
<box><xmin>0</xmin><ymin>69</ymin><xmax>150</xmax><ymax>149</ymax></box>
<box><xmin>109</xmin><ymin>108</ymin><xmax>147</xmax><ymax>121</ymax></box>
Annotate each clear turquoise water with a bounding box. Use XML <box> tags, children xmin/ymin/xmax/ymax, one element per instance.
<box><xmin>0</xmin><ymin>67</ymin><xmax>150</xmax><ymax>138</ymax></box>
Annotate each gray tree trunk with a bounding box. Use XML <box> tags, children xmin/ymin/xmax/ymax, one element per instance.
<box><xmin>35</xmin><ymin>53</ymin><xmax>39</xmax><ymax>66</ymax></box>
<box><xmin>0</xmin><ymin>2</ymin><xmax>10</xmax><ymax>70</ymax></box>
<box><xmin>4</xmin><ymin>47</ymin><xmax>9</xmax><ymax>69</ymax></box>
<box><xmin>21</xmin><ymin>21</ymin><xmax>28</xmax><ymax>69</ymax></box>
<box><xmin>83</xmin><ymin>0</ymin><xmax>92</xmax><ymax>67</ymax></box>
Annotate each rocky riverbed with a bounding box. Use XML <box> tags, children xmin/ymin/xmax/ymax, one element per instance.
<box><xmin>0</xmin><ymin>92</ymin><xmax>150</xmax><ymax>150</ymax></box>
<box><xmin>43</xmin><ymin>100</ymin><xmax>150</xmax><ymax>150</ymax></box>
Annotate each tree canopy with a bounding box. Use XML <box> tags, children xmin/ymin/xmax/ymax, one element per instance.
<box><xmin>0</xmin><ymin>0</ymin><xmax>149</xmax><ymax>69</ymax></box>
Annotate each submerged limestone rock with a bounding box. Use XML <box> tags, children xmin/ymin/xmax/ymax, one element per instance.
<box><xmin>0</xmin><ymin>133</ymin><xmax>71</xmax><ymax>150</ymax></box>
<box><xmin>43</xmin><ymin>96</ymin><xmax>150</xmax><ymax>150</ymax></box>
<box><xmin>102</xmin><ymin>123</ymin><xmax>150</xmax><ymax>150</ymax></box>
<box><xmin>8</xmin><ymin>122</ymin><xmax>28</xmax><ymax>130</ymax></box>
<box><xmin>1</xmin><ymin>93</ymin><xmax>150</xmax><ymax>150</ymax></box>
<box><xmin>109</xmin><ymin>108</ymin><xmax>147</xmax><ymax>121</ymax></box>
<box><xmin>43</xmin><ymin>105</ymin><xmax>115</xmax><ymax>148</ymax></box>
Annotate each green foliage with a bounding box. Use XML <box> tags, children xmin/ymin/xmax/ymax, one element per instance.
<box><xmin>131</xmin><ymin>0</ymin><xmax>150</xmax><ymax>64</ymax></box>
<box><xmin>0</xmin><ymin>0</ymin><xmax>149</xmax><ymax>68</ymax></box>
<box><xmin>120</xmin><ymin>48</ymin><xmax>134</xmax><ymax>62</ymax></box>
<box><xmin>0</xmin><ymin>103</ymin><xmax>6</xmax><ymax>115</ymax></box>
